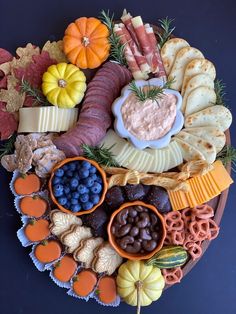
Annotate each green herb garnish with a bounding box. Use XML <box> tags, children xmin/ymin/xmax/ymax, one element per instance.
<box><xmin>99</xmin><ymin>10</ymin><xmax>126</xmax><ymax>66</ymax></box>
<box><xmin>20</xmin><ymin>79</ymin><xmax>50</xmax><ymax>106</ymax></box>
<box><xmin>0</xmin><ymin>133</ymin><xmax>16</xmax><ymax>159</ymax></box>
<box><xmin>82</xmin><ymin>144</ymin><xmax>120</xmax><ymax>168</ymax></box>
<box><xmin>129</xmin><ymin>79</ymin><xmax>175</xmax><ymax>102</ymax></box>
<box><xmin>216</xmin><ymin>145</ymin><xmax>236</xmax><ymax>171</ymax></box>
<box><xmin>158</xmin><ymin>17</ymin><xmax>175</xmax><ymax>48</ymax></box>
<box><xmin>214</xmin><ymin>79</ymin><xmax>229</xmax><ymax>108</ymax></box>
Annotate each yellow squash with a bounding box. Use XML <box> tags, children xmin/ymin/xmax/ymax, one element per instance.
<box><xmin>116</xmin><ymin>260</ymin><xmax>165</xmax><ymax>307</ymax></box>
<box><xmin>42</xmin><ymin>62</ymin><xmax>86</xmax><ymax>108</ymax></box>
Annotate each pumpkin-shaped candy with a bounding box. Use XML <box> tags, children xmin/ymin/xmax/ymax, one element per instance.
<box><xmin>63</xmin><ymin>17</ymin><xmax>110</xmax><ymax>69</ymax></box>
<box><xmin>42</xmin><ymin>62</ymin><xmax>86</xmax><ymax>108</ymax></box>
<box><xmin>117</xmin><ymin>260</ymin><xmax>164</xmax><ymax>307</ymax></box>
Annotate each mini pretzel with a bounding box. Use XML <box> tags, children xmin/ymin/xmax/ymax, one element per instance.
<box><xmin>181</xmin><ymin>208</ymin><xmax>193</xmax><ymax>226</ymax></box>
<box><xmin>165</xmin><ymin>211</ymin><xmax>184</xmax><ymax>231</ymax></box>
<box><xmin>184</xmin><ymin>241</ymin><xmax>202</xmax><ymax>261</ymax></box>
<box><xmin>162</xmin><ymin>267</ymin><xmax>183</xmax><ymax>285</ymax></box>
<box><xmin>207</xmin><ymin>219</ymin><xmax>220</xmax><ymax>240</ymax></box>
<box><xmin>189</xmin><ymin>220</ymin><xmax>210</xmax><ymax>241</ymax></box>
<box><xmin>164</xmin><ymin>233</ymin><xmax>172</xmax><ymax>245</ymax></box>
<box><xmin>192</xmin><ymin>204</ymin><xmax>214</xmax><ymax>220</ymax></box>
<box><xmin>171</xmin><ymin>230</ymin><xmax>185</xmax><ymax>245</ymax></box>
<box><xmin>183</xmin><ymin>232</ymin><xmax>195</xmax><ymax>249</ymax></box>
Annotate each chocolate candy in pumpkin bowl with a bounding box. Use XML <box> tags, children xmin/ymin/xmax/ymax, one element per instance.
<box><xmin>48</xmin><ymin>156</ymin><xmax>108</xmax><ymax>216</ymax></box>
<box><xmin>108</xmin><ymin>201</ymin><xmax>166</xmax><ymax>260</ymax></box>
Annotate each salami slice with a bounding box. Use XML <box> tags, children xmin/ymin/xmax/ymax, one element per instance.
<box><xmin>53</xmin><ymin>62</ymin><xmax>132</xmax><ymax>157</ymax></box>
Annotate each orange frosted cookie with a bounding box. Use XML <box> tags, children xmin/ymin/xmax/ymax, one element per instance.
<box><xmin>73</xmin><ymin>270</ymin><xmax>97</xmax><ymax>297</ymax></box>
<box><xmin>20</xmin><ymin>196</ymin><xmax>48</xmax><ymax>217</ymax></box>
<box><xmin>97</xmin><ymin>276</ymin><xmax>117</xmax><ymax>304</ymax></box>
<box><xmin>24</xmin><ymin>219</ymin><xmax>50</xmax><ymax>242</ymax></box>
<box><xmin>14</xmin><ymin>174</ymin><xmax>41</xmax><ymax>195</ymax></box>
<box><xmin>35</xmin><ymin>240</ymin><xmax>62</xmax><ymax>264</ymax></box>
<box><xmin>53</xmin><ymin>255</ymin><xmax>78</xmax><ymax>282</ymax></box>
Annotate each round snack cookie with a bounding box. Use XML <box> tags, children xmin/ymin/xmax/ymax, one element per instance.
<box><xmin>20</xmin><ymin>195</ymin><xmax>48</xmax><ymax>217</ymax></box>
<box><xmin>34</xmin><ymin>240</ymin><xmax>62</xmax><ymax>264</ymax></box>
<box><xmin>24</xmin><ymin>219</ymin><xmax>50</xmax><ymax>242</ymax></box>
<box><xmin>72</xmin><ymin>270</ymin><xmax>97</xmax><ymax>297</ymax></box>
<box><xmin>53</xmin><ymin>255</ymin><xmax>78</xmax><ymax>282</ymax></box>
<box><xmin>14</xmin><ymin>174</ymin><xmax>41</xmax><ymax>195</ymax></box>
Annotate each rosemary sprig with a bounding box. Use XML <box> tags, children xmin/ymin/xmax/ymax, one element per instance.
<box><xmin>129</xmin><ymin>78</ymin><xmax>175</xmax><ymax>102</ymax></box>
<box><xmin>0</xmin><ymin>133</ymin><xmax>16</xmax><ymax>159</ymax></box>
<box><xmin>158</xmin><ymin>17</ymin><xmax>175</xmax><ymax>48</ymax></box>
<box><xmin>20</xmin><ymin>79</ymin><xmax>50</xmax><ymax>106</ymax></box>
<box><xmin>214</xmin><ymin>79</ymin><xmax>229</xmax><ymax>108</ymax></box>
<box><xmin>82</xmin><ymin>143</ymin><xmax>120</xmax><ymax>167</ymax></box>
<box><xmin>216</xmin><ymin>145</ymin><xmax>236</xmax><ymax>171</ymax></box>
<box><xmin>99</xmin><ymin>10</ymin><xmax>126</xmax><ymax>66</ymax></box>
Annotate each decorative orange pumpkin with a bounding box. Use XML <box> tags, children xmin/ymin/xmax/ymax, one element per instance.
<box><xmin>63</xmin><ymin>17</ymin><xmax>110</xmax><ymax>69</ymax></box>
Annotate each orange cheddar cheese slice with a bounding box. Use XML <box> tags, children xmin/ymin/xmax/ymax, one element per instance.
<box><xmin>168</xmin><ymin>161</ymin><xmax>233</xmax><ymax>211</ymax></box>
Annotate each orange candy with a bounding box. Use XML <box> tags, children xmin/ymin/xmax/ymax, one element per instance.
<box><xmin>20</xmin><ymin>196</ymin><xmax>48</xmax><ymax>217</ymax></box>
<box><xmin>35</xmin><ymin>240</ymin><xmax>62</xmax><ymax>264</ymax></box>
<box><xmin>53</xmin><ymin>255</ymin><xmax>78</xmax><ymax>282</ymax></box>
<box><xmin>97</xmin><ymin>276</ymin><xmax>117</xmax><ymax>304</ymax></box>
<box><xmin>14</xmin><ymin>174</ymin><xmax>41</xmax><ymax>195</ymax></box>
<box><xmin>24</xmin><ymin>219</ymin><xmax>50</xmax><ymax>242</ymax></box>
<box><xmin>73</xmin><ymin>270</ymin><xmax>97</xmax><ymax>297</ymax></box>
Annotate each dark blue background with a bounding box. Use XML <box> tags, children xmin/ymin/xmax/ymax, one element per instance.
<box><xmin>0</xmin><ymin>0</ymin><xmax>236</xmax><ymax>313</ymax></box>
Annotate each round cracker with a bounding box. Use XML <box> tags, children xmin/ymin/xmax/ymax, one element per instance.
<box><xmin>161</xmin><ymin>38</ymin><xmax>190</xmax><ymax>75</ymax></box>
<box><xmin>181</xmin><ymin>58</ymin><xmax>216</xmax><ymax>95</ymax></box>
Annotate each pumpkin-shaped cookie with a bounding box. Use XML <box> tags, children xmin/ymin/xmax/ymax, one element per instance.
<box><xmin>14</xmin><ymin>174</ymin><xmax>41</xmax><ymax>195</ymax></box>
<box><xmin>116</xmin><ymin>260</ymin><xmax>165</xmax><ymax>307</ymax></box>
<box><xmin>42</xmin><ymin>63</ymin><xmax>86</xmax><ymax>108</ymax></box>
<box><xmin>63</xmin><ymin>17</ymin><xmax>110</xmax><ymax>69</ymax></box>
<box><xmin>20</xmin><ymin>196</ymin><xmax>48</xmax><ymax>217</ymax></box>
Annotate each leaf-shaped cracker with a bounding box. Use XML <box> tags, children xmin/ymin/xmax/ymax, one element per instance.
<box><xmin>49</xmin><ymin>210</ymin><xmax>82</xmax><ymax>237</ymax></box>
<box><xmin>0</xmin><ymin>75</ymin><xmax>25</xmax><ymax>112</ymax></box>
<box><xmin>74</xmin><ymin>237</ymin><xmax>104</xmax><ymax>268</ymax></box>
<box><xmin>42</xmin><ymin>40</ymin><xmax>68</xmax><ymax>63</ymax></box>
<box><xmin>62</xmin><ymin>225</ymin><xmax>92</xmax><ymax>253</ymax></box>
<box><xmin>93</xmin><ymin>243</ymin><xmax>123</xmax><ymax>275</ymax></box>
<box><xmin>0</xmin><ymin>102</ymin><xmax>18</xmax><ymax>140</ymax></box>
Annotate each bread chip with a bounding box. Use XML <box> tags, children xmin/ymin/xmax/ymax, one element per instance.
<box><xmin>175</xmin><ymin>137</ymin><xmax>204</xmax><ymax>161</ymax></box>
<box><xmin>175</xmin><ymin>131</ymin><xmax>216</xmax><ymax>163</ymax></box>
<box><xmin>92</xmin><ymin>243</ymin><xmax>123</xmax><ymax>275</ymax></box>
<box><xmin>184</xmin><ymin>105</ymin><xmax>232</xmax><ymax>132</ymax></box>
<box><xmin>168</xmin><ymin>47</ymin><xmax>204</xmax><ymax>91</ymax></box>
<box><xmin>73</xmin><ymin>237</ymin><xmax>104</xmax><ymax>268</ymax></box>
<box><xmin>184</xmin><ymin>127</ymin><xmax>226</xmax><ymax>153</ymax></box>
<box><xmin>185</xmin><ymin>86</ymin><xmax>216</xmax><ymax>116</ymax></box>
<box><xmin>62</xmin><ymin>225</ymin><xmax>92</xmax><ymax>253</ymax></box>
<box><xmin>181</xmin><ymin>58</ymin><xmax>216</xmax><ymax>95</ymax></box>
<box><xmin>161</xmin><ymin>38</ymin><xmax>190</xmax><ymax>75</ymax></box>
<box><xmin>181</xmin><ymin>74</ymin><xmax>214</xmax><ymax>112</ymax></box>
<box><xmin>49</xmin><ymin>210</ymin><xmax>82</xmax><ymax>237</ymax></box>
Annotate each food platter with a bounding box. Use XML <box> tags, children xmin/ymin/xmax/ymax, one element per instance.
<box><xmin>0</xmin><ymin>8</ymin><xmax>234</xmax><ymax>313</ymax></box>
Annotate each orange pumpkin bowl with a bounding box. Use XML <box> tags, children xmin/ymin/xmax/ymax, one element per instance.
<box><xmin>49</xmin><ymin>157</ymin><xmax>107</xmax><ymax>217</ymax></box>
<box><xmin>107</xmin><ymin>201</ymin><xmax>166</xmax><ymax>261</ymax></box>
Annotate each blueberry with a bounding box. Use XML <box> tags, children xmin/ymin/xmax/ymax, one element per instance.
<box><xmin>90</xmin><ymin>174</ymin><xmax>97</xmax><ymax>181</ymax></box>
<box><xmin>68</xmin><ymin>162</ymin><xmax>77</xmax><ymax>171</ymax></box>
<box><xmin>66</xmin><ymin>170</ymin><xmax>74</xmax><ymax>178</ymax></box>
<box><xmin>77</xmin><ymin>184</ymin><xmax>88</xmax><ymax>194</ymax></box>
<box><xmin>82</xmin><ymin>177</ymin><xmax>94</xmax><ymax>188</ymax></box>
<box><xmin>96</xmin><ymin>176</ymin><xmax>103</xmax><ymax>184</ymax></box>
<box><xmin>67</xmin><ymin>194</ymin><xmax>72</xmax><ymax>200</ymax></box>
<box><xmin>53</xmin><ymin>189</ymin><xmax>63</xmax><ymax>197</ymax></box>
<box><xmin>58</xmin><ymin>197</ymin><xmax>67</xmax><ymax>206</ymax></box>
<box><xmin>52</xmin><ymin>176</ymin><xmax>61</xmax><ymax>185</ymax></box>
<box><xmin>74</xmin><ymin>173</ymin><xmax>80</xmax><ymax>180</ymax></box>
<box><xmin>71</xmin><ymin>204</ymin><xmax>81</xmax><ymax>212</ymax></box>
<box><xmin>71</xmin><ymin>198</ymin><xmax>79</xmax><ymax>205</ymax></box>
<box><xmin>55</xmin><ymin>168</ymin><xmax>64</xmax><ymax>177</ymax></box>
<box><xmin>64</xmin><ymin>186</ymin><xmax>71</xmax><ymax>195</ymax></box>
<box><xmin>66</xmin><ymin>201</ymin><xmax>71</xmax><ymax>209</ymax></box>
<box><xmin>79</xmin><ymin>168</ymin><xmax>89</xmax><ymax>179</ymax></box>
<box><xmin>91</xmin><ymin>182</ymin><xmax>102</xmax><ymax>194</ymax></box>
<box><xmin>89</xmin><ymin>166</ymin><xmax>97</xmax><ymax>174</ymax></box>
<box><xmin>62</xmin><ymin>164</ymin><xmax>69</xmax><ymax>171</ymax></box>
<box><xmin>72</xmin><ymin>192</ymin><xmax>80</xmax><ymax>199</ymax></box>
<box><xmin>90</xmin><ymin>193</ymin><xmax>100</xmax><ymax>205</ymax></box>
<box><xmin>80</xmin><ymin>193</ymin><xmax>89</xmax><ymax>203</ymax></box>
<box><xmin>53</xmin><ymin>184</ymin><xmax>64</xmax><ymax>193</ymax></box>
<box><xmin>82</xmin><ymin>202</ymin><xmax>93</xmax><ymax>210</ymax></box>
<box><xmin>70</xmin><ymin>178</ymin><xmax>79</xmax><ymax>188</ymax></box>
<box><xmin>81</xmin><ymin>160</ymin><xmax>91</xmax><ymax>169</ymax></box>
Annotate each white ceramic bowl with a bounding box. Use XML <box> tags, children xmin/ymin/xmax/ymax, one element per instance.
<box><xmin>112</xmin><ymin>78</ymin><xmax>184</xmax><ymax>149</ymax></box>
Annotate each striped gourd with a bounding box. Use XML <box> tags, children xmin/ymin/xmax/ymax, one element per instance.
<box><xmin>146</xmin><ymin>246</ymin><xmax>188</xmax><ymax>269</ymax></box>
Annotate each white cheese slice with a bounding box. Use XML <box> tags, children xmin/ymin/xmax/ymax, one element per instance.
<box><xmin>169</xmin><ymin>140</ymin><xmax>183</xmax><ymax>169</ymax></box>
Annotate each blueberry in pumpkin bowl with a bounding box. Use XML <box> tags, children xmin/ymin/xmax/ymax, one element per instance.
<box><xmin>49</xmin><ymin>157</ymin><xmax>107</xmax><ymax>216</ymax></box>
<box><xmin>107</xmin><ymin>201</ymin><xmax>166</xmax><ymax>260</ymax></box>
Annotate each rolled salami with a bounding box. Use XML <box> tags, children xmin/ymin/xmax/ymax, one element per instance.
<box><xmin>53</xmin><ymin>62</ymin><xmax>132</xmax><ymax>157</ymax></box>
<box><xmin>121</xmin><ymin>9</ymin><xmax>140</xmax><ymax>49</ymax></box>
